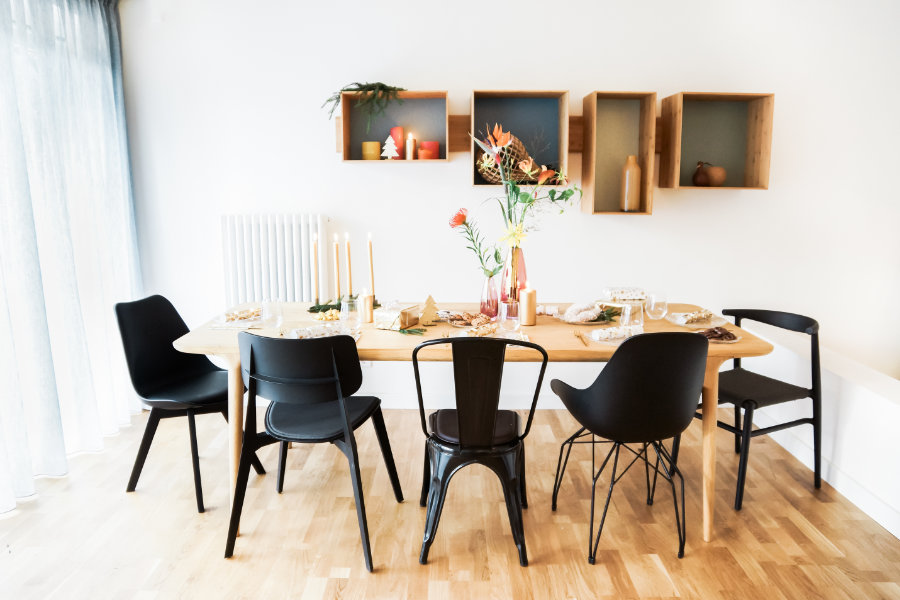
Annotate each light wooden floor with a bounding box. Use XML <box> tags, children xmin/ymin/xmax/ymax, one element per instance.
<box><xmin>2</xmin><ymin>409</ymin><xmax>899</xmax><ymax>600</ymax></box>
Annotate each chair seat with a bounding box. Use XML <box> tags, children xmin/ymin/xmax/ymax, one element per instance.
<box><xmin>265</xmin><ymin>396</ymin><xmax>381</xmax><ymax>443</ymax></box>
<box><xmin>718</xmin><ymin>367</ymin><xmax>810</xmax><ymax>409</ymax></box>
<box><xmin>428</xmin><ymin>409</ymin><xmax>520</xmax><ymax>446</ymax></box>
<box><xmin>143</xmin><ymin>370</ymin><xmax>228</xmax><ymax>409</ymax></box>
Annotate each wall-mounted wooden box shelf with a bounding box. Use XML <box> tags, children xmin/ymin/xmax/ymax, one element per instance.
<box><xmin>339</xmin><ymin>91</ymin><xmax>448</xmax><ymax>161</ymax></box>
<box><xmin>470</xmin><ymin>91</ymin><xmax>569</xmax><ymax>185</ymax></box>
<box><xmin>659</xmin><ymin>92</ymin><xmax>774</xmax><ymax>189</ymax></box>
<box><xmin>581</xmin><ymin>91</ymin><xmax>657</xmax><ymax>215</ymax></box>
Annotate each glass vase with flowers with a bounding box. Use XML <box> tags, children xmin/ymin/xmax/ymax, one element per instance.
<box><xmin>472</xmin><ymin>124</ymin><xmax>581</xmax><ymax>301</ymax></box>
<box><xmin>449</xmin><ymin>208</ymin><xmax>503</xmax><ymax>318</ymax></box>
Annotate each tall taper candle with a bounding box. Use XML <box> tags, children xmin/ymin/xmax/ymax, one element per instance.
<box><xmin>333</xmin><ymin>234</ymin><xmax>340</xmax><ymax>300</ymax></box>
<box><xmin>312</xmin><ymin>233</ymin><xmax>319</xmax><ymax>304</ymax></box>
<box><xmin>345</xmin><ymin>232</ymin><xmax>353</xmax><ymax>296</ymax></box>
<box><xmin>367</xmin><ymin>232</ymin><xmax>374</xmax><ymax>298</ymax></box>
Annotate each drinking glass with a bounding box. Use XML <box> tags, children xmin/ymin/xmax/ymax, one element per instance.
<box><xmin>340</xmin><ymin>297</ymin><xmax>361</xmax><ymax>333</ymax></box>
<box><xmin>499</xmin><ymin>300</ymin><xmax>520</xmax><ymax>332</ymax></box>
<box><xmin>645</xmin><ymin>292</ymin><xmax>668</xmax><ymax>320</ymax></box>
<box><xmin>619</xmin><ymin>301</ymin><xmax>644</xmax><ymax>328</ymax></box>
<box><xmin>262</xmin><ymin>299</ymin><xmax>283</xmax><ymax>328</ymax></box>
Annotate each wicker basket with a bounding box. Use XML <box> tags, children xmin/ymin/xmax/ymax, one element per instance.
<box><xmin>476</xmin><ymin>135</ymin><xmax>537</xmax><ymax>184</ymax></box>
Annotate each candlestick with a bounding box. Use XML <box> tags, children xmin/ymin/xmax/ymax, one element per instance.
<box><xmin>520</xmin><ymin>281</ymin><xmax>536</xmax><ymax>326</ymax></box>
<box><xmin>345</xmin><ymin>232</ymin><xmax>353</xmax><ymax>296</ymax></box>
<box><xmin>367</xmin><ymin>232</ymin><xmax>375</xmax><ymax>298</ymax></box>
<box><xmin>405</xmin><ymin>133</ymin><xmax>416</xmax><ymax>160</ymax></box>
<box><xmin>312</xmin><ymin>233</ymin><xmax>319</xmax><ymax>304</ymax></box>
<box><xmin>333</xmin><ymin>234</ymin><xmax>340</xmax><ymax>300</ymax></box>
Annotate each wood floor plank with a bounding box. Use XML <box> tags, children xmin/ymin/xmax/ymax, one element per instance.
<box><xmin>1</xmin><ymin>408</ymin><xmax>899</xmax><ymax>599</ymax></box>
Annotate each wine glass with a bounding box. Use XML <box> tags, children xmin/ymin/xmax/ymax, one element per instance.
<box><xmin>645</xmin><ymin>292</ymin><xmax>668</xmax><ymax>321</ymax></box>
<box><xmin>620</xmin><ymin>301</ymin><xmax>644</xmax><ymax>329</ymax></box>
<box><xmin>340</xmin><ymin>297</ymin><xmax>361</xmax><ymax>333</ymax></box>
<box><xmin>499</xmin><ymin>300</ymin><xmax>520</xmax><ymax>333</ymax></box>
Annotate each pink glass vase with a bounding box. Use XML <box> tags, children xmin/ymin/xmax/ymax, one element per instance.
<box><xmin>500</xmin><ymin>246</ymin><xmax>527</xmax><ymax>302</ymax></box>
<box><xmin>480</xmin><ymin>274</ymin><xmax>499</xmax><ymax>318</ymax></box>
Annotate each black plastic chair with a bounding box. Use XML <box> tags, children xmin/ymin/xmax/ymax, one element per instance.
<box><xmin>698</xmin><ymin>309</ymin><xmax>821</xmax><ymax>510</ymax></box>
<box><xmin>225</xmin><ymin>333</ymin><xmax>403</xmax><ymax>572</ymax></box>
<box><xmin>550</xmin><ymin>333</ymin><xmax>708</xmax><ymax>562</ymax></box>
<box><xmin>115</xmin><ymin>295</ymin><xmax>265</xmax><ymax>513</ymax></box>
<box><xmin>413</xmin><ymin>337</ymin><xmax>548</xmax><ymax>567</ymax></box>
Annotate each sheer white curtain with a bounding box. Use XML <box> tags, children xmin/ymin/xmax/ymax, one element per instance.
<box><xmin>0</xmin><ymin>0</ymin><xmax>141</xmax><ymax>512</ymax></box>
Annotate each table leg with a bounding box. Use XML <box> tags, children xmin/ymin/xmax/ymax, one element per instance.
<box><xmin>701</xmin><ymin>357</ymin><xmax>726</xmax><ymax>542</ymax></box>
<box><xmin>224</xmin><ymin>356</ymin><xmax>244</xmax><ymax>503</ymax></box>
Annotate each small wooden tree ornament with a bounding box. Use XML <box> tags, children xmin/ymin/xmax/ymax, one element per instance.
<box><xmin>419</xmin><ymin>295</ymin><xmax>439</xmax><ymax>326</ymax></box>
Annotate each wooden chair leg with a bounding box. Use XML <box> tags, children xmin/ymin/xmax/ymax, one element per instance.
<box><xmin>735</xmin><ymin>402</ymin><xmax>756</xmax><ymax>510</ymax></box>
<box><xmin>371</xmin><ymin>408</ymin><xmax>404</xmax><ymax>503</ymax></box>
<box><xmin>276</xmin><ymin>441</ymin><xmax>288</xmax><ymax>494</ymax></box>
<box><xmin>127</xmin><ymin>408</ymin><xmax>162</xmax><ymax>493</ymax></box>
<box><xmin>187</xmin><ymin>410</ymin><xmax>204</xmax><ymax>513</ymax></box>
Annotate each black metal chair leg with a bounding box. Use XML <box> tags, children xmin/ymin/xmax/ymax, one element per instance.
<box><xmin>187</xmin><ymin>410</ymin><xmax>205</xmax><ymax>513</ymax></box>
<box><xmin>127</xmin><ymin>408</ymin><xmax>162</xmax><ymax>493</ymax></box>
<box><xmin>371</xmin><ymin>408</ymin><xmax>404</xmax><ymax>503</ymax></box>
<box><xmin>519</xmin><ymin>443</ymin><xmax>527</xmax><ymax>510</ymax></box>
<box><xmin>224</xmin><ymin>439</ymin><xmax>257</xmax><ymax>558</ymax></box>
<box><xmin>420</xmin><ymin>445</ymin><xmax>453</xmax><ymax>564</ymax></box>
<box><xmin>735</xmin><ymin>402</ymin><xmax>755</xmax><ymax>510</ymax></box>
<box><xmin>334</xmin><ymin>438</ymin><xmax>373</xmax><ymax>573</ymax></box>
<box><xmin>552</xmin><ymin>427</ymin><xmax>585</xmax><ymax>511</ymax></box>
<box><xmin>276</xmin><ymin>441</ymin><xmax>288</xmax><ymax>493</ymax></box>
<box><xmin>734</xmin><ymin>405</ymin><xmax>742</xmax><ymax>453</ymax></box>
<box><xmin>419</xmin><ymin>446</ymin><xmax>429</xmax><ymax>507</ymax></box>
<box><xmin>492</xmin><ymin>450</ymin><xmax>527</xmax><ymax>566</ymax></box>
<box><xmin>813</xmin><ymin>394</ymin><xmax>822</xmax><ymax>489</ymax></box>
<box><xmin>588</xmin><ymin>443</ymin><xmax>620</xmax><ymax>565</ymax></box>
<box><xmin>221</xmin><ymin>410</ymin><xmax>266</xmax><ymax>475</ymax></box>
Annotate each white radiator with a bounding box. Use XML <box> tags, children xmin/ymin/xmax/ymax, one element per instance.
<box><xmin>222</xmin><ymin>214</ymin><xmax>325</xmax><ymax>306</ymax></box>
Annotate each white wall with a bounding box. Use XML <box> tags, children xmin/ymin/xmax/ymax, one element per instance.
<box><xmin>116</xmin><ymin>0</ymin><xmax>900</xmax><ymax>534</ymax></box>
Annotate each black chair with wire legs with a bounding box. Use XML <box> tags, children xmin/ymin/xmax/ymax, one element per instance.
<box><xmin>550</xmin><ymin>332</ymin><xmax>708</xmax><ymax>562</ymax></box>
<box><xmin>225</xmin><ymin>333</ymin><xmax>403</xmax><ymax>572</ymax></box>
<box><xmin>693</xmin><ymin>309</ymin><xmax>821</xmax><ymax>510</ymax></box>
<box><xmin>116</xmin><ymin>295</ymin><xmax>265</xmax><ymax>513</ymax></box>
<box><xmin>413</xmin><ymin>337</ymin><xmax>548</xmax><ymax>567</ymax></box>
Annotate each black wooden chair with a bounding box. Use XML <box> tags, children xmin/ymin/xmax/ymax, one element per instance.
<box><xmin>698</xmin><ymin>309</ymin><xmax>821</xmax><ymax>510</ymax></box>
<box><xmin>225</xmin><ymin>333</ymin><xmax>403</xmax><ymax>572</ymax></box>
<box><xmin>115</xmin><ymin>295</ymin><xmax>265</xmax><ymax>513</ymax></box>
<box><xmin>550</xmin><ymin>333</ymin><xmax>708</xmax><ymax>562</ymax></box>
<box><xmin>412</xmin><ymin>337</ymin><xmax>548</xmax><ymax>567</ymax></box>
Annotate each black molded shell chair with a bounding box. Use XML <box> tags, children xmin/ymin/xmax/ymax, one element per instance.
<box><xmin>550</xmin><ymin>332</ymin><xmax>708</xmax><ymax>562</ymax></box>
<box><xmin>115</xmin><ymin>295</ymin><xmax>265</xmax><ymax>513</ymax></box>
<box><xmin>697</xmin><ymin>309</ymin><xmax>821</xmax><ymax>510</ymax></box>
<box><xmin>412</xmin><ymin>337</ymin><xmax>548</xmax><ymax>567</ymax></box>
<box><xmin>224</xmin><ymin>333</ymin><xmax>403</xmax><ymax>572</ymax></box>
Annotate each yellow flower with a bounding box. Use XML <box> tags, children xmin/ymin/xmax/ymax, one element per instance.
<box><xmin>500</xmin><ymin>223</ymin><xmax>527</xmax><ymax>247</ymax></box>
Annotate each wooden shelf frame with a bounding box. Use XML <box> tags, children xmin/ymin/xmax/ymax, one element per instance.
<box><xmin>659</xmin><ymin>92</ymin><xmax>774</xmax><ymax>189</ymax></box>
<box><xmin>581</xmin><ymin>91</ymin><xmax>657</xmax><ymax>215</ymax></box>
<box><xmin>470</xmin><ymin>90</ymin><xmax>569</xmax><ymax>186</ymax></box>
<box><xmin>338</xmin><ymin>90</ymin><xmax>449</xmax><ymax>161</ymax></box>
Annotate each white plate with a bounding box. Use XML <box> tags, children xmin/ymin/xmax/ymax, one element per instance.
<box><xmin>665</xmin><ymin>312</ymin><xmax>727</xmax><ymax>329</ymax></box>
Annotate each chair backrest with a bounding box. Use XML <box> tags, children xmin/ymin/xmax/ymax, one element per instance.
<box><xmin>723</xmin><ymin>309</ymin><xmax>820</xmax><ymax>394</ymax></box>
<box><xmin>238</xmin><ymin>333</ymin><xmax>362</xmax><ymax>405</ymax></box>
<box><xmin>563</xmin><ymin>333</ymin><xmax>708</xmax><ymax>443</ymax></box>
<box><xmin>412</xmin><ymin>337</ymin><xmax>548</xmax><ymax>448</ymax></box>
<box><xmin>115</xmin><ymin>295</ymin><xmax>218</xmax><ymax>398</ymax></box>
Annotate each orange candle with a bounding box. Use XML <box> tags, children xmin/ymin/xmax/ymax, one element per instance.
<box><xmin>312</xmin><ymin>233</ymin><xmax>319</xmax><ymax>304</ymax></box>
<box><xmin>420</xmin><ymin>141</ymin><xmax>439</xmax><ymax>157</ymax></box>
<box><xmin>417</xmin><ymin>148</ymin><xmax>435</xmax><ymax>160</ymax></box>
<box><xmin>333</xmin><ymin>234</ymin><xmax>341</xmax><ymax>300</ymax></box>
<box><xmin>345</xmin><ymin>232</ymin><xmax>353</xmax><ymax>296</ymax></box>
<box><xmin>367</xmin><ymin>232</ymin><xmax>375</xmax><ymax>298</ymax></box>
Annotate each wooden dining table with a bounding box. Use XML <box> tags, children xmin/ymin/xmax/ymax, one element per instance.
<box><xmin>174</xmin><ymin>301</ymin><xmax>772</xmax><ymax>542</ymax></box>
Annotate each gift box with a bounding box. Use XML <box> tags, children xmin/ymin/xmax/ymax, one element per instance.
<box><xmin>373</xmin><ymin>303</ymin><xmax>419</xmax><ymax>331</ymax></box>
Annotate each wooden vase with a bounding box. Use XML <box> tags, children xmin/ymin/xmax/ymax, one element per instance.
<box><xmin>620</xmin><ymin>155</ymin><xmax>641</xmax><ymax>212</ymax></box>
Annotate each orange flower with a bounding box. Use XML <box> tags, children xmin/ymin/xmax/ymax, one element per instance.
<box><xmin>449</xmin><ymin>208</ymin><xmax>468</xmax><ymax>228</ymax></box>
<box><xmin>486</xmin><ymin>123</ymin><xmax>512</xmax><ymax>150</ymax></box>
<box><xmin>518</xmin><ymin>158</ymin><xmax>537</xmax><ymax>177</ymax></box>
<box><xmin>537</xmin><ymin>169</ymin><xmax>555</xmax><ymax>185</ymax></box>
